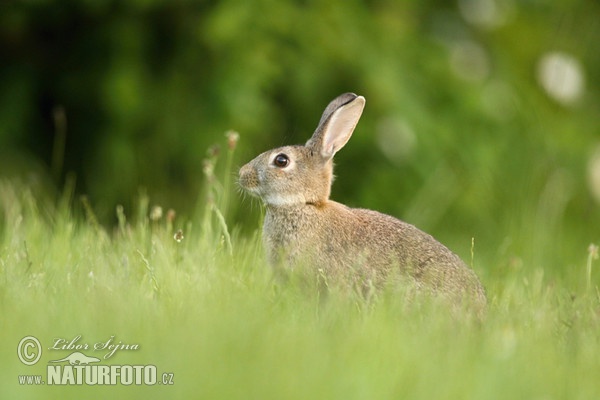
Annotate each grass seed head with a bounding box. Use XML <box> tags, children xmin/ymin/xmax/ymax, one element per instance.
<box><xmin>150</xmin><ymin>205</ymin><xmax>163</xmax><ymax>222</ymax></box>
<box><xmin>174</xmin><ymin>229</ymin><xmax>184</xmax><ymax>243</ymax></box>
<box><xmin>226</xmin><ymin>130</ymin><xmax>240</xmax><ymax>151</ymax></box>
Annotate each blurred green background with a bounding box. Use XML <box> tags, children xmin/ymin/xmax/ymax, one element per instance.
<box><xmin>1</xmin><ymin>0</ymin><xmax>599</xmax><ymax>284</ymax></box>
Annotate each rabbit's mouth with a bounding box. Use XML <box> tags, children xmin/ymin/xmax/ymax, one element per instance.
<box><xmin>240</xmin><ymin>181</ymin><xmax>306</xmax><ymax>207</ymax></box>
<box><xmin>240</xmin><ymin>184</ymin><xmax>260</xmax><ymax>198</ymax></box>
<box><xmin>238</xmin><ymin>177</ymin><xmax>260</xmax><ymax>197</ymax></box>
<box><xmin>238</xmin><ymin>164</ymin><xmax>259</xmax><ymax>191</ymax></box>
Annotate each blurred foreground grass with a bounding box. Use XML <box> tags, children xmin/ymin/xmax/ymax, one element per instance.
<box><xmin>1</xmin><ymin>173</ymin><xmax>600</xmax><ymax>399</ymax></box>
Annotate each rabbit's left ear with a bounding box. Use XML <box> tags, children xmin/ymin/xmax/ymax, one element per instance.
<box><xmin>307</xmin><ymin>93</ymin><xmax>365</xmax><ymax>159</ymax></box>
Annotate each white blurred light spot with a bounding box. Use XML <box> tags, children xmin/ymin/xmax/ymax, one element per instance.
<box><xmin>458</xmin><ymin>0</ymin><xmax>512</xmax><ymax>29</ymax></box>
<box><xmin>537</xmin><ymin>52</ymin><xmax>585</xmax><ymax>106</ymax></box>
<box><xmin>376</xmin><ymin>117</ymin><xmax>416</xmax><ymax>164</ymax></box>
<box><xmin>588</xmin><ymin>145</ymin><xmax>600</xmax><ymax>204</ymax></box>
<box><xmin>450</xmin><ymin>40</ymin><xmax>490</xmax><ymax>82</ymax></box>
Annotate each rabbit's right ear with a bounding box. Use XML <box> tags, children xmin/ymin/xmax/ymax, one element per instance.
<box><xmin>306</xmin><ymin>93</ymin><xmax>365</xmax><ymax>159</ymax></box>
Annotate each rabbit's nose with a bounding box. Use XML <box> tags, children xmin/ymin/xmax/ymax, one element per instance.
<box><xmin>239</xmin><ymin>163</ymin><xmax>252</xmax><ymax>178</ymax></box>
<box><xmin>238</xmin><ymin>164</ymin><xmax>257</xmax><ymax>190</ymax></box>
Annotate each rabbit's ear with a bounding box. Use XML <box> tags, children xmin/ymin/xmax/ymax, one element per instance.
<box><xmin>306</xmin><ymin>93</ymin><xmax>365</xmax><ymax>159</ymax></box>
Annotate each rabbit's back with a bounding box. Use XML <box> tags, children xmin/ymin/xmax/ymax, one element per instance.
<box><xmin>264</xmin><ymin>201</ymin><xmax>486</xmax><ymax>309</ymax></box>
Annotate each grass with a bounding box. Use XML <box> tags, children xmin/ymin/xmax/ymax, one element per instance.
<box><xmin>1</xmin><ymin>142</ymin><xmax>600</xmax><ymax>400</ymax></box>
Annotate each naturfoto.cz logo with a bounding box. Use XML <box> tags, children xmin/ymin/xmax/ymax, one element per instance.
<box><xmin>17</xmin><ymin>335</ymin><xmax>174</xmax><ymax>386</ymax></box>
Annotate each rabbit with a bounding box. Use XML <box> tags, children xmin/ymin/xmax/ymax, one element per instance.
<box><xmin>239</xmin><ymin>93</ymin><xmax>486</xmax><ymax>313</ymax></box>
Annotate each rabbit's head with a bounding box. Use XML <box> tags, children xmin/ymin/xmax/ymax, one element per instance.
<box><xmin>239</xmin><ymin>93</ymin><xmax>365</xmax><ymax>207</ymax></box>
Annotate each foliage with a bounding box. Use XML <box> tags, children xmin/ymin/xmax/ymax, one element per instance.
<box><xmin>1</xmin><ymin>2</ymin><xmax>599</xmax><ymax>275</ymax></box>
<box><xmin>1</xmin><ymin>2</ymin><xmax>600</xmax><ymax>397</ymax></box>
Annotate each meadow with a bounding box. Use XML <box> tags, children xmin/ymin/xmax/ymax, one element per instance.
<box><xmin>2</xmin><ymin>1</ymin><xmax>599</xmax><ymax>398</ymax></box>
<box><xmin>2</xmin><ymin>142</ymin><xmax>599</xmax><ymax>400</ymax></box>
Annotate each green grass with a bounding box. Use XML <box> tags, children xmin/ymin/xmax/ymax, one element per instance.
<box><xmin>1</xmin><ymin>161</ymin><xmax>600</xmax><ymax>399</ymax></box>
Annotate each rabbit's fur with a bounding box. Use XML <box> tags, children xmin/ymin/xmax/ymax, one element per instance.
<box><xmin>239</xmin><ymin>93</ymin><xmax>486</xmax><ymax>312</ymax></box>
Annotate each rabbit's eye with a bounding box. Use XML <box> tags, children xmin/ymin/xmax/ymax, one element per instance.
<box><xmin>273</xmin><ymin>153</ymin><xmax>290</xmax><ymax>168</ymax></box>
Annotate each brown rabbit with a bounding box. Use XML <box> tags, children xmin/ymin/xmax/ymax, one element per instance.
<box><xmin>239</xmin><ymin>93</ymin><xmax>486</xmax><ymax>312</ymax></box>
